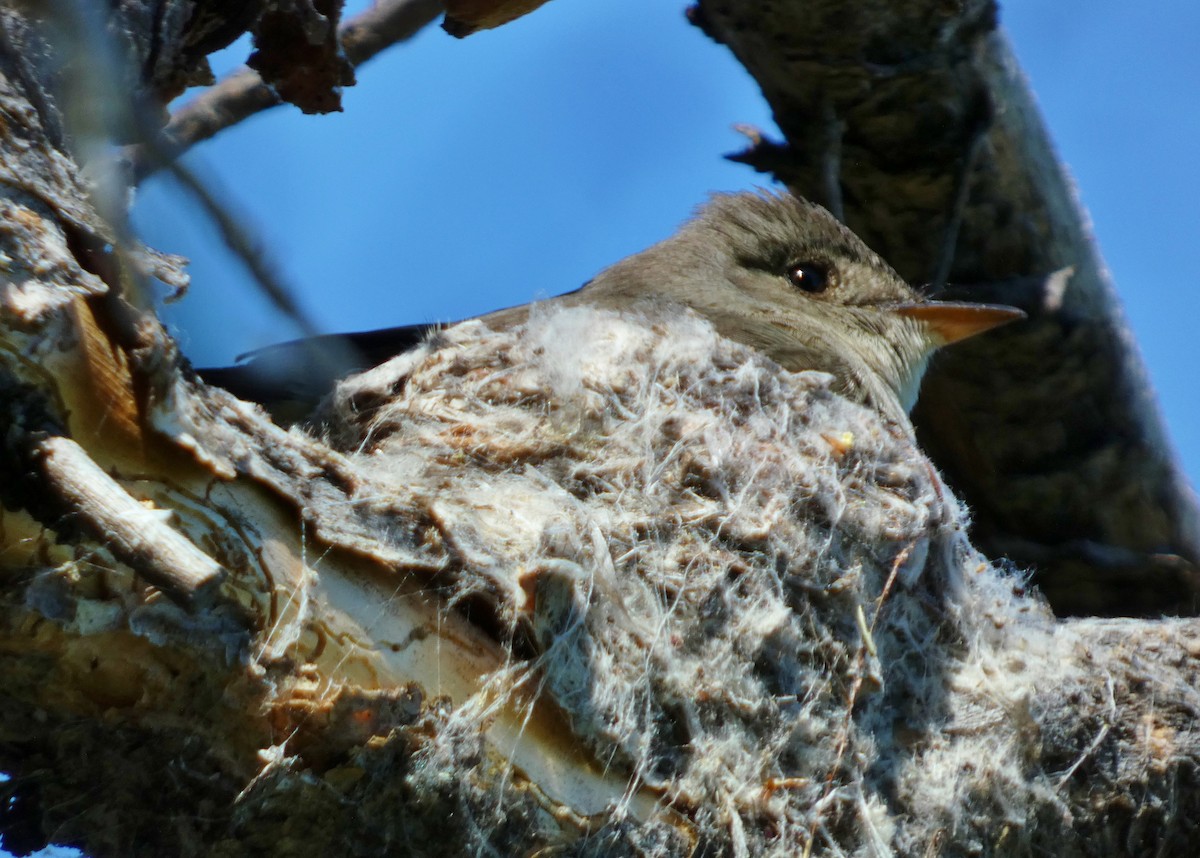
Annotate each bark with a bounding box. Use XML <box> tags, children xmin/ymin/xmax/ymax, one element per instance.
<box><xmin>0</xmin><ymin>2</ymin><xmax>1197</xmax><ymax>858</ymax></box>
<box><xmin>442</xmin><ymin>0</ymin><xmax>556</xmax><ymax>37</ymax></box>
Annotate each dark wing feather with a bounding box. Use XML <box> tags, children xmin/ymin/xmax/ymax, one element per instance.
<box><xmin>197</xmin><ymin>323</ymin><xmax>438</xmax><ymax>420</ymax></box>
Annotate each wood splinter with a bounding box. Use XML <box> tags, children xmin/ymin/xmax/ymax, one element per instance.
<box><xmin>36</xmin><ymin>435</ymin><xmax>225</xmax><ymax>605</ymax></box>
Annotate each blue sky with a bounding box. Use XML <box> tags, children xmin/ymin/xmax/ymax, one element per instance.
<box><xmin>134</xmin><ymin>1</ymin><xmax>1200</xmax><ymax>491</ymax></box>
<box><xmin>7</xmin><ymin>5</ymin><xmax>1199</xmax><ymax>855</ymax></box>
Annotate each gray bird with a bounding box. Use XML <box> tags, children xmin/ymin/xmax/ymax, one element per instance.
<box><xmin>199</xmin><ymin>191</ymin><xmax>1022</xmax><ymax>423</ymax></box>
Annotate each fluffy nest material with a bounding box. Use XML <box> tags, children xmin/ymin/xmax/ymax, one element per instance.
<box><xmin>307</xmin><ymin>304</ymin><xmax>1076</xmax><ymax>856</ymax></box>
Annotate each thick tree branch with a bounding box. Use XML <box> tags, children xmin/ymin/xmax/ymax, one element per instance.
<box><xmin>5</xmin><ymin>295</ymin><xmax>1200</xmax><ymax>855</ymax></box>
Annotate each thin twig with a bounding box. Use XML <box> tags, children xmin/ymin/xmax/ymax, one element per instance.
<box><xmin>166</xmin><ymin>159</ymin><xmax>323</xmax><ymax>337</ymax></box>
<box><xmin>928</xmin><ymin>92</ymin><xmax>994</xmax><ymax>291</ymax></box>
<box><xmin>817</xmin><ymin>96</ymin><xmax>845</xmax><ymax>222</ymax></box>
<box><xmin>127</xmin><ymin>0</ymin><xmax>444</xmax><ymax>184</ymax></box>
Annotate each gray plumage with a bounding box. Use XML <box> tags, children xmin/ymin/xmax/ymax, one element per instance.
<box><xmin>200</xmin><ymin>191</ymin><xmax>1022</xmax><ymax>423</ymax></box>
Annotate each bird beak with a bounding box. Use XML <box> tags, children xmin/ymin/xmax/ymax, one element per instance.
<box><xmin>889</xmin><ymin>301</ymin><xmax>1026</xmax><ymax>345</ymax></box>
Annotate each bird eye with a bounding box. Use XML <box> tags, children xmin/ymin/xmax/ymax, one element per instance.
<box><xmin>786</xmin><ymin>262</ymin><xmax>831</xmax><ymax>293</ymax></box>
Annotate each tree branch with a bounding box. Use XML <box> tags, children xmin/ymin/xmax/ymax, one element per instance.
<box><xmin>125</xmin><ymin>0</ymin><xmax>444</xmax><ymax>184</ymax></box>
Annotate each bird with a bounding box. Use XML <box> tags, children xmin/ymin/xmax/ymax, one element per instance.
<box><xmin>198</xmin><ymin>191</ymin><xmax>1023</xmax><ymax>423</ymax></box>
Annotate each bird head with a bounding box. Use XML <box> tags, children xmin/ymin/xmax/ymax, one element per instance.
<box><xmin>586</xmin><ymin>191</ymin><xmax>1023</xmax><ymax>416</ymax></box>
